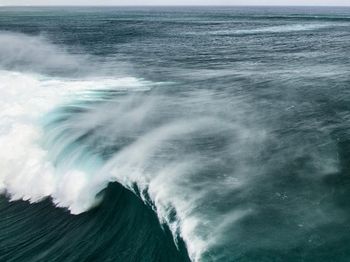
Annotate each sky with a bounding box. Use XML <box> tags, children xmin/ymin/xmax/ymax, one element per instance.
<box><xmin>1</xmin><ymin>0</ymin><xmax>350</xmax><ymax>6</ymax></box>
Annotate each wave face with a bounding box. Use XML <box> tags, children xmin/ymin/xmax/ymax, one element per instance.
<box><xmin>1</xmin><ymin>6</ymin><xmax>350</xmax><ymax>262</ymax></box>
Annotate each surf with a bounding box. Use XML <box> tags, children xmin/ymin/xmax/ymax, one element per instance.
<box><xmin>1</xmin><ymin>6</ymin><xmax>350</xmax><ymax>261</ymax></box>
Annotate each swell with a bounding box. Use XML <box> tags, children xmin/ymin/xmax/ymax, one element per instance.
<box><xmin>0</xmin><ymin>182</ymin><xmax>190</xmax><ymax>262</ymax></box>
<box><xmin>0</xmin><ymin>31</ymin><xmax>192</xmax><ymax>261</ymax></box>
<box><xmin>0</xmin><ymin>76</ymin><xmax>192</xmax><ymax>261</ymax></box>
<box><xmin>37</xmin><ymin>84</ymin><xmax>272</xmax><ymax>262</ymax></box>
<box><xmin>2</xmin><ymin>12</ymin><xmax>350</xmax><ymax>262</ymax></box>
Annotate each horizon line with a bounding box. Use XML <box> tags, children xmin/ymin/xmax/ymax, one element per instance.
<box><xmin>0</xmin><ymin>4</ymin><xmax>350</xmax><ymax>8</ymax></box>
<box><xmin>1</xmin><ymin>4</ymin><xmax>350</xmax><ymax>7</ymax></box>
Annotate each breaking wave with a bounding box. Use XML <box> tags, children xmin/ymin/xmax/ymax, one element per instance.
<box><xmin>0</xmin><ymin>29</ymin><xmax>346</xmax><ymax>262</ymax></box>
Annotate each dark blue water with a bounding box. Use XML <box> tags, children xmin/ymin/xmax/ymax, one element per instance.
<box><xmin>0</xmin><ymin>6</ymin><xmax>350</xmax><ymax>262</ymax></box>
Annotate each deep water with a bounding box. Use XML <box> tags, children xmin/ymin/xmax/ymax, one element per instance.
<box><xmin>0</xmin><ymin>183</ymin><xmax>190</xmax><ymax>262</ymax></box>
<box><xmin>0</xmin><ymin>6</ymin><xmax>350</xmax><ymax>262</ymax></box>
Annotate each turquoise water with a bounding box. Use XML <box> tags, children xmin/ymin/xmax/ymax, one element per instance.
<box><xmin>0</xmin><ymin>6</ymin><xmax>350</xmax><ymax>262</ymax></box>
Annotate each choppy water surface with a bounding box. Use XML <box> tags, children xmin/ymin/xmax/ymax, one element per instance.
<box><xmin>0</xmin><ymin>6</ymin><xmax>350</xmax><ymax>262</ymax></box>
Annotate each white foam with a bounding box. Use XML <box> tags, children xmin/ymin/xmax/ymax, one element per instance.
<box><xmin>0</xmin><ymin>70</ymin><xmax>152</xmax><ymax>210</ymax></box>
<box><xmin>0</xmin><ymin>31</ymin><xmax>342</xmax><ymax>262</ymax></box>
<box><xmin>1</xmin><ymin>68</ymin><xmax>341</xmax><ymax>261</ymax></box>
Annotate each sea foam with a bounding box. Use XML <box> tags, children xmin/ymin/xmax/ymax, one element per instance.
<box><xmin>0</xmin><ymin>31</ymin><xmax>342</xmax><ymax>262</ymax></box>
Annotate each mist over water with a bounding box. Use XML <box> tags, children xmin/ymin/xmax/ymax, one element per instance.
<box><xmin>0</xmin><ymin>6</ymin><xmax>350</xmax><ymax>262</ymax></box>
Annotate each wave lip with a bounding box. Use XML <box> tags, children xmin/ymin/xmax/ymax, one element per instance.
<box><xmin>0</xmin><ymin>25</ymin><xmax>345</xmax><ymax>262</ymax></box>
<box><xmin>1</xmin><ymin>69</ymin><xmax>341</xmax><ymax>261</ymax></box>
<box><xmin>0</xmin><ymin>31</ymin><xmax>161</xmax><ymax>234</ymax></box>
<box><xmin>0</xmin><ymin>69</ymin><xmax>154</xmax><ymax>208</ymax></box>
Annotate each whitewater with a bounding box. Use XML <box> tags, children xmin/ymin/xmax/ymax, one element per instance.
<box><xmin>1</xmin><ymin>6</ymin><xmax>350</xmax><ymax>262</ymax></box>
<box><xmin>0</xmin><ymin>31</ymin><xmax>225</xmax><ymax>261</ymax></box>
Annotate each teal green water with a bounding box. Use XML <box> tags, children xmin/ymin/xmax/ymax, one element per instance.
<box><xmin>0</xmin><ymin>183</ymin><xmax>189</xmax><ymax>262</ymax></box>
<box><xmin>0</xmin><ymin>6</ymin><xmax>350</xmax><ymax>262</ymax></box>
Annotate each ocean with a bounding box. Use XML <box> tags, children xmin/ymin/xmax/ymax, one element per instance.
<box><xmin>0</xmin><ymin>6</ymin><xmax>350</xmax><ymax>262</ymax></box>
